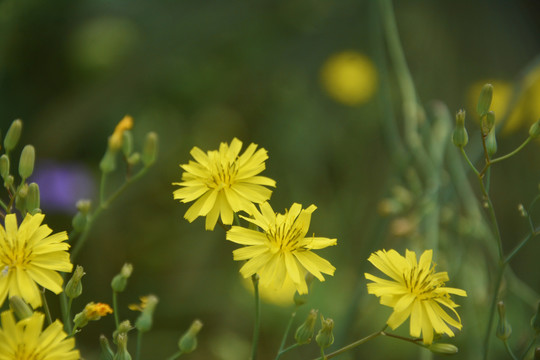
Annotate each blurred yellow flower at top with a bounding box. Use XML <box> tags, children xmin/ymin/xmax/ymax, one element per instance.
<box><xmin>0</xmin><ymin>310</ymin><xmax>80</xmax><ymax>359</ymax></box>
<box><xmin>365</xmin><ymin>249</ymin><xmax>467</xmax><ymax>344</ymax></box>
<box><xmin>109</xmin><ymin>115</ymin><xmax>134</xmax><ymax>151</ymax></box>
<box><xmin>320</xmin><ymin>51</ymin><xmax>377</xmax><ymax>106</ymax></box>
<box><xmin>0</xmin><ymin>213</ymin><xmax>73</xmax><ymax>308</ymax></box>
<box><xmin>227</xmin><ymin>202</ymin><xmax>337</xmax><ymax>294</ymax></box>
<box><xmin>173</xmin><ymin>138</ymin><xmax>276</xmax><ymax>231</ymax></box>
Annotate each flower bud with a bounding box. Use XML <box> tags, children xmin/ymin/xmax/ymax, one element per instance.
<box><xmin>9</xmin><ymin>296</ymin><xmax>33</xmax><ymax>320</ymax></box>
<box><xmin>142</xmin><ymin>132</ymin><xmax>158</xmax><ymax>167</ymax></box>
<box><xmin>496</xmin><ymin>301</ymin><xmax>512</xmax><ymax>341</ymax></box>
<box><xmin>76</xmin><ymin>199</ymin><xmax>92</xmax><ymax>214</ymax></box>
<box><xmin>178</xmin><ymin>319</ymin><xmax>203</xmax><ymax>354</ymax></box>
<box><xmin>482</xmin><ymin>111</ymin><xmax>496</xmax><ymax>136</ymax></box>
<box><xmin>452</xmin><ymin>110</ymin><xmax>468</xmax><ymax>148</ymax></box>
<box><xmin>113</xmin><ymin>320</ymin><xmax>133</xmax><ymax>343</ymax></box>
<box><xmin>111</xmin><ymin>263</ymin><xmax>134</xmax><ymax>293</ymax></box>
<box><xmin>99</xmin><ymin>335</ymin><xmax>115</xmax><ymax>360</ymax></box>
<box><xmin>486</xmin><ymin>128</ymin><xmax>498</xmax><ymax>157</ymax></box>
<box><xmin>100</xmin><ymin>148</ymin><xmax>117</xmax><ymax>173</ymax></box>
<box><xmin>19</xmin><ymin>145</ymin><xmax>35</xmax><ymax>180</ymax></box>
<box><xmin>114</xmin><ymin>333</ymin><xmax>132</xmax><ymax>360</ymax></box>
<box><xmin>26</xmin><ymin>182</ymin><xmax>40</xmax><ymax>214</ymax></box>
<box><xmin>3</xmin><ymin>119</ymin><xmax>22</xmax><ymax>152</ymax></box>
<box><xmin>122</xmin><ymin>131</ymin><xmax>133</xmax><ymax>157</ymax></box>
<box><xmin>127</xmin><ymin>153</ymin><xmax>140</xmax><ymax>166</ymax></box>
<box><xmin>65</xmin><ymin>265</ymin><xmax>85</xmax><ymax>299</ymax></box>
<box><xmin>476</xmin><ymin>83</ymin><xmax>493</xmax><ymax>117</ymax></box>
<box><xmin>109</xmin><ymin>115</ymin><xmax>134</xmax><ymax>152</ymax></box>
<box><xmin>529</xmin><ymin>119</ymin><xmax>540</xmax><ymax>139</ymax></box>
<box><xmin>4</xmin><ymin>174</ymin><xmax>14</xmax><ymax>188</ymax></box>
<box><xmin>0</xmin><ymin>155</ymin><xmax>9</xmax><ymax>179</ymax></box>
<box><xmin>74</xmin><ymin>302</ymin><xmax>113</xmax><ymax>329</ymax></box>
<box><xmin>295</xmin><ymin>309</ymin><xmax>318</xmax><ymax>344</ymax></box>
<box><xmin>135</xmin><ymin>294</ymin><xmax>158</xmax><ymax>333</ymax></box>
<box><xmin>72</xmin><ymin>212</ymin><xmax>88</xmax><ymax>232</ymax></box>
<box><xmin>428</xmin><ymin>343</ymin><xmax>458</xmax><ymax>355</ymax></box>
<box><xmin>315</xmin><ymin>316</ymin><xmax>334</xmax><ymax>349</ymax></box>
<box><xmin>531</xmin><ymin>301</ymin><xmax>540</xmax><ymax>333</ymax></box>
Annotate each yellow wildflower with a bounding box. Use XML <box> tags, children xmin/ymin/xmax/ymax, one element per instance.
<box><xmin>365</xmin><ymin>249</ymin><xmax>467</xmax><ymax>344</ymax></box>
<box><xmin>0</xmin><ymin>213</ymin><xmax>73</xmax><ymax>308</ymax></box>
<box><xmin>227</xmin><ymin>202</ymin><xmax>337</xmax><ymax>294</ymax></box>
<box><xmin>109</xmin><ymin>115</ymin><xmax>134</xmax><ymax>151</ymax></box>
<box><xmin>173</xmin><ymin>138</ymin><xmax>276</xmax><ymax>230</ymax></box>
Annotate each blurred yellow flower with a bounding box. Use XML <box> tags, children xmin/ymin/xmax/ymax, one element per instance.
<box><xmin>0</xmin><ymin>310</ymin><xmax>80</xmax><ymax>359</ymax></box>
<box><xmin>227</xmin><ymin>202</ymin><xmax>337</xmax><ymax>294</ymax></box>
<box><xmin>320</xmin><ymin>51</ymin><xmax>377</xmax><ymax>106</ymax></box>
<box><xmin>365</xmin><ymin>249</ymin><xmax>467</xmax><ymax>344</ymax></box>
<box><xmin>242</xmin><ymin>274</ymin><xmax>297</xmax><ymax>306</ymax></box>
<box><xmin>109</xmin><ymin>114</ymin><xmax>134</xmax><ymax>151</ymax></box>
<box><xmin>173</xmin><ymin>138</ymin><xmax>276</xmax><ymax>231</ymax></box>
<box><xmin>83</xmin><ymin>302</ymin><xmax>113</xmax><ymax>320</ymax></box>
<box><xmin>0</xmin><ymin>213</ymin><xmax>73</xmax><ymax>308</ymax></box>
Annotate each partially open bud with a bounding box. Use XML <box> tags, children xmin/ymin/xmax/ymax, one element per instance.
<box><xmin>109</xmin><ymin>115</ymin><xmax>134</xmax><ymax>152</ymax></box>
<box><xmin>9</xmin><ymin>296</ymin><xmax>33</xmax><ymax>320</ymax></box>
<box><xmin>295</xmin><ymin>309</ymin><xmax>318</xmax><ymax>344</ymax></box>
<box><xmin>496</xmin><ymin>301</ymin><xmax>512</xmax><ymax>341</ymax></box>
<box><xmin>142</xmin><ymin>132</ymin><xmax>158</xmax><ymax>167</ymax></box>
<box><xmin>4</xmin><ymin>119</ymin><xmax>22</xmax><ymax>153</ymax></box>
<box><xmin>115</xmin><ymin>333</ymin><xmax>132</xmax><ymax>360</ymax></box>
<box><xmin>452</xmin><ymin>110</ymin><xmax>468</xmax><ymax>148</ymax></box>
<box><xmin>113</xmin><ymin>320</ymin><xmax>133</xmax><ymax>343</ymax></box>
<box><xmin>315</xmin><ymin>316</ymin><xmax>334</xmax><ymax>350</ymax></box>
<box><xmin>65</xmin><ymin>265</ymin><xmax>85</xmax><ymax>299</ymax></box>
<box><xmin>529</xmin><ymin>119</ymin><xmax>540</xmax><ymax>139</ymax></box>
<box><xmin>476</xmin><ymin>83</ymin><xmax>493</xmax><ymax>117</ymax></box>
<box><xmin>73</xmin><ymin>302</ymin><xmax>113</xmax><ymax>330</ymax></box>
<box><xmin>427</xmin><ymin>343</ymin><xmax>458</xmax><ymax>355</ymax></box>
<box><xmin>178</xmin><ymin>319</ymin><xmax>203</xmax><ymax>354</ymax></box>
<box><xmin>99</xmin><ymin>335</ymin><xmax>114</xmax><ymax>360</ymax></box>
<box><xmin>111</xmin><ymin>263</ymin><xmax>133</xmax><ymax>293</ymax></box>
<box><xmin>134</xmin><ymin>294</ymin><xmax>158</xmax><ymax>333</ymax></box>
<box><xmin>19</xmin><ymin>145</ymin><xmax>35</xmax><ymax>180</ymax></box>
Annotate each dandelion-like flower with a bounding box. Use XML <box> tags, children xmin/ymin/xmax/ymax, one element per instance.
<box><xmin>0</xmin><ymin>213</ymin><xmax>73</xmax><ymax>308</ymax></box>
<box><xmin>173</xmin><ymin>138</ymin><xmax>276</xmax><ymax>230</ymax></box>
<box><xmin>365</xmin><ymin>249</ymin><xmax>467</xmax><ymax>344</ymax></box>
<box><xmin>226</xmin><ymin>202</ymin><xmax>337</xmax><ymax>294</ymax></box>
<box><xmin>0</xmin><ymin>310</ymin><xmax>80</xmax><ymax>359</ymax></box>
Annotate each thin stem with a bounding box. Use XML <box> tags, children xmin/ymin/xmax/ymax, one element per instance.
<box><xmin>483</xmin><ymin>264</ymin><xmax>506</xmax><ymax>360</ymax></box>
<box><xmin>166</xmin><ymin>351</ymin><xmax>184</xmax><ymax>360</ymax></box>
<box><xmin>100</xmin><ymin>171</ymin><xmax>107</xmax><ymax>206</ymax></box>
<box><xmin>503</xmin><ymin>340</ymin><xmax>518</xmax><ymax>360</ymax></box>
<box><xmin>277</xmin><ymin>311</ymin><xmax>297</xmax><ymax>356</ymax></box>
<box><xmin>60</xmin><ymin>292</ymin><xmax>73</xmax><ymax>334</ymax></box>
<box><xmin>520</xmin><ymin>334</ymin><xmax>538</xmax><ymax>359</ymax></box>
<box><xmin>504</xmin><ymin>232</ymin><xmax>536</xmax><ymax>264</ymax></box>
<box><xmin>136</xmin><ymin>330</ymin><xmax>143</xmax><ymax>360</ymax></box>
<box><xmin>40</xmin><ymin>288</ymin><xmax>53</xmax><ymax>325</ymax></box>
<box><xmin>275</xmin><ymin>343</ymin><xmax>300</xmax><ymax>360</ymax></box>
<box><xmin>488</xmin><ymin>136</ymin><xmax>532</xmax><ymax>166</ymax></box>
<box><xmin>112</xmin><ymin>291</ymin><xmax>120</xmax><ymax>329</ymax></box>
<box><xmin>250</xmin><ymin>274</ymin><xmax>261</xmax><ymax>360</ymax></box>
<box><xmin>459</xmin><ymin>147</ymin><xmax>480</xmax><ymax>176</ymax></box>
<box><xmin>320</xmin><ymin>348</ymin><xmax>326</xmax><ymax>360</ymax></box>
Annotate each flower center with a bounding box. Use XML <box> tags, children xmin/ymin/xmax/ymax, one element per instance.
<box><xmin>404</xmin><ymin>266</ymin><xmax>439</xmax><ymax>300</ymax></box>
<box><xmin>208</xmin><ymin>156</ymin><xmax>239</xmax><ymax>190</ymax></box>
<box><xmin>0</xmin><ymin>239</ymin><xmax>31</xmax><ymax>275</ymax></box>
<box><xmin>266</xmin><ymin>222</ymin><xmax>304</xmax><ymax>254</ymax></box>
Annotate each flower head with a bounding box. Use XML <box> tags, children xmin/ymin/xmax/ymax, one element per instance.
<box><xmin>0</xmin><ymin>213</ymin><xmax>73</xmax><ymax>308</ymax></box>
<box><xmin>226</xmin><ymin>202</ymin><xmax>337</xmax><ymax>294</ymax></box>
<box><xmin>0</xmin><ymin>310</ymin><xmax>80</xmax><ymax>359</ymax></box>
<box><xmin>365</xmin><ymin>249</ymin><xmax>467</xmax><ymax>344</ymax></box>
<box><xmin>109</xmin><ymin>115</ymin><xmax>134</xmax><ymax>151</ymax></box>
<box><xmin>173</xmin><ymin>138</ymin><xmax>276</xmax><ymax>230</ymax></box>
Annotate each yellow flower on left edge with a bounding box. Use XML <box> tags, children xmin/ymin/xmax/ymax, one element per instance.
<box><xmin>173</xmin><ymin>138</ymin><xmax>276</xmax><ymax>230</ymax></box>
<box><xmin>0</xmin><ymin>213</ymin><xmax>73</xmax><ymax>308</ymax></box>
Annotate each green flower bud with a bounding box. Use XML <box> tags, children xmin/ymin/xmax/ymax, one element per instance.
<box><xmin>496</xmin><ymin>301</ymin><xmax>512</xmax><ymax>341</ymax></box>
<box><xmin>315</xmin><ymin>316</ymin><xmax>334</xmax><ymax>350</ymax></box>
<box><xmin>100</xmin><ymin>148</ymin><xmax>117</xmax><ymax>173</ymax></box>
<box><xmin>15</xmin><ymin>183</ymin><xmax>28</xmax><ymax>213</ymax></box>
<box><xmin>127</xmin><ymin>153</ymin><xmax>140</xmax><ymax>166</ymax></box>
<box><xmin>76</xmin><ymin>199</ymin><xmax>92</xmax><ymax>214</ymax></box>
<box><xmin>99</xmin><ymin>335</ymin><xmax>115</xmax><ymax>360</ymax></box>
<box><xmin>9</xmin><ymin>296</ymin><xmax>33</xmax><ymax>320</ymax></box>
<box><xmin>135</xmin><ymin>294</ymin><xmax>158</xmax><ymax>333</ymax></box>
<box><xmin>65</xmin><ymin>265</ymin><xmax>85</xmax><ymax>299</ymax></box>
<box><xmin>26</xmin><ymin>182</ymin><xmax>40</xmax><ymax>214</ymax></box>
<box><xmin>178</xmin><ymin>319</ymin><xmax>203</xmax><ymax>354</ymax></box>
<box><xmin>452</xmin><ymin>110</ymin><xmax>468</xmax><ymax>148</ymax></box>
<box><xmin>111</xmin><ymin>263</ymin><xmax>134</xmax><ymax>293</ymax></box>
<box><xmin>482</xmin><ymin>111</ymin><xmax>496</xmax><ymax>135</ymax></box>
<box><xmin>72</xmin><ymin>212</ymin><xmax>88</xmax><ymax>232</ymax></box>
<box><xmin>477</xmin><ymin>83</ymin><xmax>493</xmax><ymax>117</ymax></box>
<box><xmin>113</xmin><ymin>320</ymin><xmax>133</xmax><ymax>343</ymax></box>
<box><xmin>295</xmin><ymin>309</ymin><xmax>318</xmax><ymax>345</ymax></box>
<box><xmin>19</xmin><ymin>145</ymin><xmax>35</xmax><ymax>180</ymax></box>
<box><xmin>122</xmin><ymin>131</ymin><xmax>133</xmax><ymax>157</ymax></box>
<box><xmin>531</xmin><ymin>301</ymin><xmax>540</xmax><ymax>333</ymax></box>
<box><xmin>427</xmin><ymin>343</ymin><xmax>459</xmax><ymax>355</ymax></box>
<box><xmin>0</xmin><ymin>155</ymin><xmax>9</xmax><ymax>179</ymax></box>
<box><xmin>4</xmin><ymin>174</ymin><xmax>14</xmax><ymax>188</ymax></box>
<box><xmin>529</xmin><ymin>119</ymin><xmax>540</xmax><ymax>139</ymax></box>
<box><xmin>486</xmin><ymin>128</ymin><xmax>498</xmax><ymax>157</ymax></box>
<box><xmin>142</xmin><ymin>132</ymin><xmax>158</xmax><ymax>167</ymax></box>
<box><xmin>114</xmin><ymin>333</ymin><xmax>132</xmax><ymax>360</ymax></box>
<box><xmin>4</xmin><ymin>119</ymin><xmax>22</xmax><ymax>153</ymax></box>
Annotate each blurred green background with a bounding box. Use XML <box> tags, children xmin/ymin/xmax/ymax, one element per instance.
<box><xmin>1</xmin><ymin>0</ymin><xmax>540</xmax><ymax>359</ymax></box>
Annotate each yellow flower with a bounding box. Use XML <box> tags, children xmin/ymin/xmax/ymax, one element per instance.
<box><xmin>109</xmin><ymin>115</ymin><xmax>134</xmax><ymax>151</ymax></box>
<box><xmin>173</xmin><ymin>138</ymin><xmax>276</xmax><ymax>230</ymax></box>
<box><xmin>84</xmin><ymin>302</ymin><xmax>113</xmax><ymax>320</ymax></box>
<box><xmin>0</xmin><ymin>213</ymin><xmax>73</xmax><ymax>308</ymax></box>
<box><xmin>0</xmin><ymin>310</ymin><xmax>80</xmax><ymax>359</ymax></box>
<box><xmin>365</xmin><ymin>249</ymin><xmax>467</xmax><ymax>344</ymax></box>
<box><xmin>320</xmin><ymin>51</ymin><xmax>377</xmax><ymax>106</ymax></box>
<box><xmin>226</xmin><ymin>202</ymin><xmax>337</xmax><ymax>294</ymax></box>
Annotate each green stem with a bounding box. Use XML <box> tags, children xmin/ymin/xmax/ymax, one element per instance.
<box><xmin>275</xmin><ymin>343</ymin><xmax>300</xmax><ymax>360</ymax></box>
<box><xmin>311</xmin><ymin>326</ymin><xmax>387</xmax><ymax>360</ymax></box>
<box><xmin>459</xmin><ymin>147</ymin><xmax>480</xmax><ymax>176</ymax></box>
<box><xmin>504</xmin><ymin>232</ymin><xmax>537</xmax><ymax>264</ymax></box>
<box><xmin>136</xmin><ymin>330</ymin><xmax>143</xmax><ymax>360</ymax></box>
<box><xmin>250</xmin><ymin>274</ymin><xmax>261</xmax><ymax>360</ymax></box>
<box><xmin>166</xmin><ymin>351</ymin><xmax>184</xmax><ymax>360</ymax></box>
<box><xmin>112</xmin><ymin>291</ymin><xmax>120</xmax><ymax>329</ymax></box>
<box><xmin>520</xmin><ymin>334</ymin><xmax>538</xmax><ymax>359</ymax></box>
<box><xmin>503</xmin><ymin>340</ymin><xmax>518</xmax><ymax>360</ymax></box>
<box><xmin>276</xmin><ymin>311</ymin><xmax>297</xmax><ymax>356</ymax></box>
<box><xmin>100</xmin><ymin>171</ymin><xmax>107</xmax><ymax>206</ymax></box>
<box><xmin>60</xmin><ymin>292</ymin><xmax>73</xmax><ymax>334</ymax></box>
<box><xmin>488</xmin><ymin>136</ymin><xmax>532</xmax><ymax>166</ymax></box>
<box><xmin>320</xmin><ymin>348</ymin><xmax>326</xmax><ymax>360</ymax></box>
<box><xmin>483</xmin><ymin>264</ymin><xmax>506</xmax><ymax>360</ymax></box>
<box><xmin>40</xmin><ymin>288</ymin><xmax>53</xmax><ymax>325</ymax></box>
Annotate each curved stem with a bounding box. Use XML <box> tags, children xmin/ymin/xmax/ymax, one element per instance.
<box><xmin>503</xmin><ymin>340</ymin><xmax>518</xmax><ymax>360</ymax></box>
<box><xmin>166</xmin><ymin>351</ymin><xmax>184</xmax><ymax>360</ymax></box>
<box><xmin>275</xmin><ymin>343</ymin><xmax>300</xmax><ymax>360</ymax></box>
